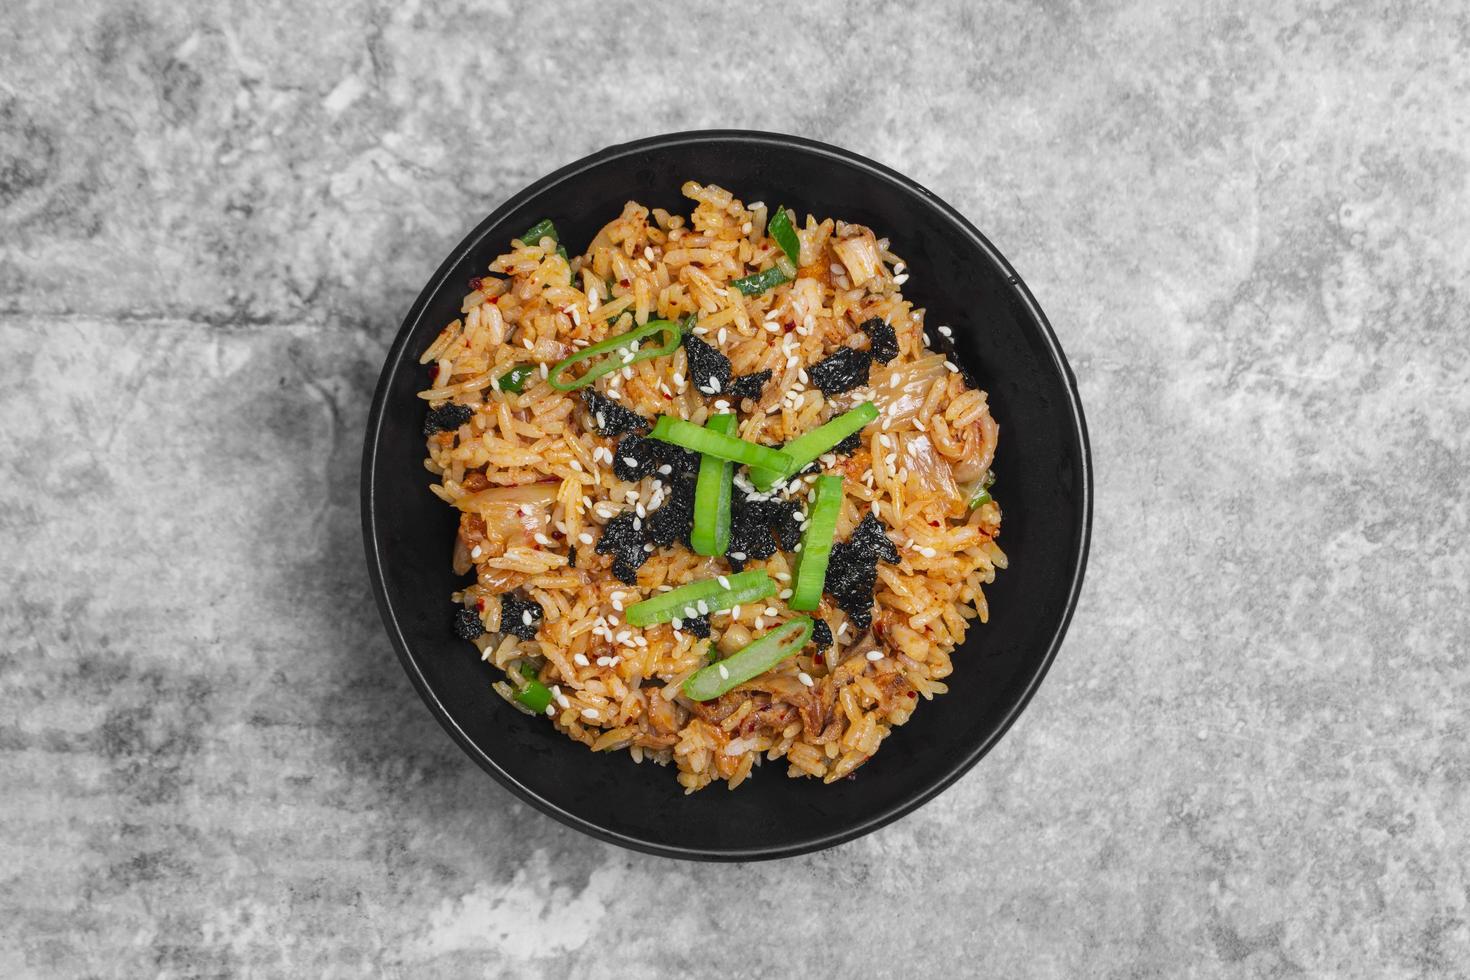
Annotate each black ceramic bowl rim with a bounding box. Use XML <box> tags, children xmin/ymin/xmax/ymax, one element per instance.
<box><xmin>361</xmin><ymin>130</ymin><xmax>1092</xmax><ymax>860</ymax></box>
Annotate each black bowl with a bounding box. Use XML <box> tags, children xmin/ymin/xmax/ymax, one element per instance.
<box><xmin>362</xmin><ymin>131</ymin><xmax>1091</xmax><ymax>860</ymax></box>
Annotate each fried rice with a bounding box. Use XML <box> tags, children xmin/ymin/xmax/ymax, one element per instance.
<box><xmin>417</xmin><ymin>181</ymin><xmax>1005</xmax><ymax>792</ymax></box>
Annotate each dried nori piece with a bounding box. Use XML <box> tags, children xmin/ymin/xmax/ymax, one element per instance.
<box><xmin>682</xmin><ymin>614</ymin><xmax>711</xmax><ymax>638</ymax></box>
<box><xmin>646</xmin><ymin>475</ymin><xmax>697</xmax><ymax>548</ymax></box>
<box><xmin>833</xmin><ymin>432</ymin><xmax>863</xmax><ymax>455</ymax></box>
<box><xmin>567</xmin><ymin>546</ymin><xmax>577</xmax><ymax>569</ymax></box>
<box><xmin>581</xmin><ymin>388</ymin><xmax>648</xmax><ymax>436</ymax></box>
<box><xmin>822</xmin><ymin>512</ymin><xmax>899</xmax><ymax>630</ymax></box>
<box><xmin>849</xmin><ymin>512</ymin><xmax>900</xmax><ymax>564</ymax></box>
<box><xmin>824</xmin><ymin>541</ymin><xmax>879</xmax><ymax>630</ymax></box>
<box><xmin>499</xmin><ymin>593</ymin><xmax>544</xmax><ymax>640</ymax></box>
<box><xmin>453</xmin><ymin>607</ymin><xmax>485</xmax><ymax>640</ymax></box>
<box><xmin>766</xmin><ymin>498</ymin><xmax>806</xmax><ymax>551</ymax></box>
<box><xmin>651</xmin><ymin>437</ymin><xmax>701</xmax><ymax>478</ymax></box>
<box><xmin>595</xmin><ymin>511</ymin><xmax>650</xmax><ymax>585</ymax></box>
<box><xmin>809</xmin><ymin>347</ymin><xmax>872</xmax><ymax>395</ymax></box>
<box><xmin>860</xmin><ymin>317</ymin><xmax>898</xmax><ymax>364</ymax></box>
<box><xmin>683</xmin><ymin>332</ymin><xmax>732</xmax><ymax>396</ymax></box>
<box><xmin>729</xmin><ymin>369</ymin><xmax>772</xmax><ymax>400</ymax></box>
<box><xmin>424</xmin><ymin>403</ymin><xmax>473</xmax><ymax>436</ymax></box>
<box><xmin>811</xmin><ymin>618</ymin><xmax>833</xmax><ymax>649</ymax></box>
<box><xmin>613</xmin><ymin>433</ymin><xmax>658</xmax><ymax>483</ymax></box>
<box><xmin>726</xmin><ymin>496</ymin><xmax>778</xmax><ymax>565</ymax></box>
<box><xmin>610</xmin><ymin>551</ymin><xmax>649</xmax><ymax>585</ymax></box>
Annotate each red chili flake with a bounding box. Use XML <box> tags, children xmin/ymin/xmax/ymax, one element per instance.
<box><xmin>475</xmin><ymin>597</ymin><xmax>485</xmax><ymax>612</ymax></box>
<box><xmin>813</xmin><ymin>652</ymin><xmax>824</xmax><ymax>666</ymax></box>
<box><xmin>930</xmin><ymin>520</ymin><xmax>940</xmax><ymax>527</ymax></box>
<box><xmin>469</xmin><ymin>276</ymin><xmax>485</xmax><ymax>291</ymax></box>
<box><xmin>428</xmin><ymin>364</ymin><xmax>439</xmax><ymax>380</ymax></box>
<box><xmin>783</xmin><ymin>322</ymin><xmax>795</xmax><ymax>332</ymax></box>
<box><xmin>907</xmin><ymin>691</ymin><xmax>917</xmax><ymax>699</ymax></box>
<box><xmin>619</xmin><ymin>278</ymin><xmax>631</xmax><ymax>287</ymax></box>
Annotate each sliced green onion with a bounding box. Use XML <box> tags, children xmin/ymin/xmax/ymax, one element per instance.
<box><xmin>790</xmin><ymin>475</ymin><xmax>843</xmax><ymax>610</ymax></box>
<box><xmin>497</xmin><ymin>364</ymin><xmax>536</xmax><ymax>394</ymax></box>
<box><xmin>968</xmin><ymin>470</ymin><xmax>997</xmax><ymax>510</ymax></box>
<box><xmin>624</xmin><ymin>570</ymin><xmax>776</xmax><ymax>628</ymax></box>
<box><xmin>647</xmin><ymin>416</ymin><xmax>793</xmax><ymax>472</ymax></box>
<box><xmin>547</xmin><ymin>319</ymin><xmax>681</xmax><ymax>391</ymax></box>
<box><xmin>512</xmin><ymin>663</ymin><xmax>553</xmax><ymax>713</ymax></box>
<box><xmin>731</xmin><ymin>264</ymin><xmax>791</xmax><ymax>296</ymax></box>
<box><xmin>690</xmin><ymin>414</ymin><xmax>737</xmax><ymax>556</ymax></box>
<box><xmin>768</xmin><ymin>205</ymin><xmax>800</xmax><ymax>264</ymax></box>
<box><xmin>749</xmin><ymin>402</ymin><xmax>879</xmax><ymax>491</ymax></box>
<box><xmin>683</xmin><ymin>617</ymin><xmax>813</xmax><ymax>701</ymax></box>
<box><xmin>519</xmin><ymin>218</ymin><xmax>558</xmax><ymax>245</ymax></box>
<box><xmin>556</xmin><ymin>244</ymin><xmax>570</xmax><ymax>264</ymax></box>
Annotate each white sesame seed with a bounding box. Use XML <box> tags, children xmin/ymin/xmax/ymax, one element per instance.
<box><xmin>605</xmin><ymin>388</ymin><xmax>621</xmax><ymax>400</ymax></box>
<box><xmin>866</xmin><ymin>650</ymin><xmax>884</xmax><ymax>661</ymax></box>
<box><xmin>944</xmin><ymin>361</ymin><xmax>959</xmax><ymax>373</ymax></box>
<box><xmin>574</xmin><ymin>653</ymin><xmax>590</xmax><ymax>666</ymax></box>
<box><xmin>918</xmin><ymin>546</ymin><xmax>937</xmax><ymax>558</ymax></box>
<box><xmin>797</xmin><ymin>369</ymin><xmax>808</xmax><ymax>384</ymax></box>
<box><xmin>923</xmin><ymin>332</ymin><xmax>931</xmax><ymax>345</ymax></box>
<box><xmin>579</xmin><ymin>532</ymin><xmax>593</xmax><ymax>545</ymax></box>
<box><xmin>710</xmin><ymin>377</ymin><xmax>722</xmax><ymax>393</ymax></box>
<box><xmin>658</xmin><ymin>464</ymin><xmax>672</xmax><ymax>475</ymax></box>
<box><xmin>894</xmin><ymin>261</ymin><xmax>907</xmax><ymax>274</ymax></box>
<box><xmin>717</xmin><ymin>328</ymin><xmax>728</xmax><ymax>345</ymax></box>
<box><xmin>718</xmin><ymin>575</ymin><xmax>731</xmax><ymax>589</ymax></box>
<box><xmin>534</xmin><ymin>533</ymin><xmax>551</xmax><ymax>546</ymax></box>
<box><xmin>775</xmin><ymin>572</ymin><xmax>791</xmax><ymax>582</ymax></box>
<box><xmin>893</xmin><ymin>273</ymin><xmax>910</xmax><ymax>285</ymax></box>
<box><xmin>798</xmin><ymin>672</ymin><xmax>814</xmax><ymax>687</ymax></box>
<box><xmin>522</xmin><ymin>610</ymin><xmax>534</xmax><ymax>626</ymax></box>
<box><xmin>889</xmin><ymin>374</ymin><xmax>901</xmax><ymax>389</ymax></box>
<box><xmin>741</xmin><ymin>222</ymin><xmax>752</xmax><ymax>234</ymax></box>
<box><xmin>938</xmin><ymin>326</ymin><xmax>953</xmax><ymax>338</ymax></box>
<box><xmin>644</xmin><ymin>246</ymin><xmax>655</xmax><ymax>262</ymax></box>
<box><xmin>581</xmin><ymin>707</ymin><xmax>599</xmax><ymax>719</ymax></box>
<box><xmin>539</xmin><ymin>363</ymin><xmax>549</xmax><ymax>379</ymax></box>
<box><xmin>685</xmin><ymin>606</ymin><xmax>698</xmax><ymax>619</ymax></box>
<box><xmin>718</xmin><ymin>665</ymin><xmax>729</xmax><ymax>679</ymax></box>
<box><xmin>730</xmin><ymin>604</ymin><xmax>741</xmax><ymax>619</ymax></box>
<box><xmin>764</xmin><ymin>606</ymin><xmax>778</xmax><ymax>616</ymax></box>
<box><xmin>754</xmin><ymin>617</ymin><xmax>764</xmax><ymax>630</ymax></box>
<box><xmin>672</xmin><ymin>617</ymin><xmax>683</xmax><ymax>630</ymax></box>
<box><xmin>730</xmin><ymin>552</ymin><xmax>746</xmax><ymax>561</ymax></box>
<box><xmin>569</xmin><ymin>459</ymin><xmax>583</xmax><ymax>472</ymax></box>
<box><xmin>672</xmin><ymin>372</ymin><xmax>684</xmax><ymax>386</ymax></box>
<box><xmin>470</xmin><ymin>545</ymin><xmax>482</xmax><ymax>559</ymax></box>
<box><xmin>522</xmin><ymin>336</ymin><xmax>534</xmax><ymax>349</ymax></box>
<box><xmin>697</xmin><ymin>600</ymin><xmax>710</xmax><ymax>615</ymax></box>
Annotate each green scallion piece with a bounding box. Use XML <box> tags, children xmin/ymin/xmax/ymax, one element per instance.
<box><xmin>690</xmin><ymin>414</ymin><xmax>737</xmax><ymax>556</ymax></box>
<box><xmin>497</xmin><ymin>364</ymin><xmax>536</xmax><ymax>394</ymax></box>
<box><xmin>748</xmin><ymin>402</ymin><xmax>879</xmax><ymax>491</ymax></box>
<box><xmin>789</xmin><ymin>475</ymin><xmax>843</xmax><ymax>610</ymax></box>
<box><xmin>624</xmin><ymin>570</ymin><xmax>776</xmax><ymax>628</ymax></box>
<box><xmin>968</xmin><ymin>487</ymin><xmax>992</xmax><ymax>510</ymax></box>
<box><xmin>513</xmin><ymin>663</ymin><xmax>553</xmax><ymax>713</ymax></box>
<box><xmin>731</xmin><ymin>264</ymin><xmax>791</xmax><ymax>296</ymax></box>
<box><xmin>519</xmin><ymin>218</ymin><xmax>558</xmax><ymax>245</ymax></box>
<box><xmin>767</xmin><ymin>205</ymin><xmax>800</xmax><ymax>264</ymax></box>
<box><xmin>647</xmin><ymin>416</ymin><xmax>793</xmax><ymax>472</ymax></box>
<box><xmin>682</xmin><ymin>617</ymin><xmax>813</xmax><ymax>701</ymax></box>
<box><xmin>547</xmin><ymin>319</ymin><xmax>681</xmax><ymax>391</ymax></box>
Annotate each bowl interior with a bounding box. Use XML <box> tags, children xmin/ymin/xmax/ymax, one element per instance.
<box><xmin>363</xmin><ymin>132</ymin><xmax>1090</xmax><ymax>859</ymax></box>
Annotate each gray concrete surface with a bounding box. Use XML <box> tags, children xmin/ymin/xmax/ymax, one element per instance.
<box><xmin>2</xmin><ymin>0</ymin><xmax>1467</xmax><ymax>976</ymax></box>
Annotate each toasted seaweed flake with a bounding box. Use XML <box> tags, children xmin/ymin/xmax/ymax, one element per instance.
<box><xmin>682</xmin><ymin>332</ymin><xmax>731</xmax><ymax>396</ymax></box>
<box><xmin>729</xmin><ymin>369</ymin><xmax>772</xmax><ymax>400</ymax></box>
<box><xmin>860</xmin><ymin>318</ymin><xmax>898</xmax><ymax>364</ymax></box>
<box><xmin>453</xmin><ymin>607</ymin><xmax>485</xmax><ymax>640</ymax></box>
<box><xmin>499</xmin><ymin>593</ymin><xmax>544</xmax><ymax>639</ymax></box>
<box><xmin>811</xmin><ymin>618</ymin><xmax>833</xmax><ymax>648</ymax></box>
<box><xmin>613</xmin><ymin>433</ymin><xmax>658</xmax><ymax>482</ymax></box>
<box><xmin>424</xmin><ymin>403</ymin><xmax>474</xmax><ymax>436</ymax></box>
<box><xmin>809</xmin><ymin>347</ymin><xmax>872</xmax><ymax>395</ymax></box>
<box><xmin>581</xmin><ymin>388</ymin><xmax>649</xmax><ymax>436</ymax></box>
